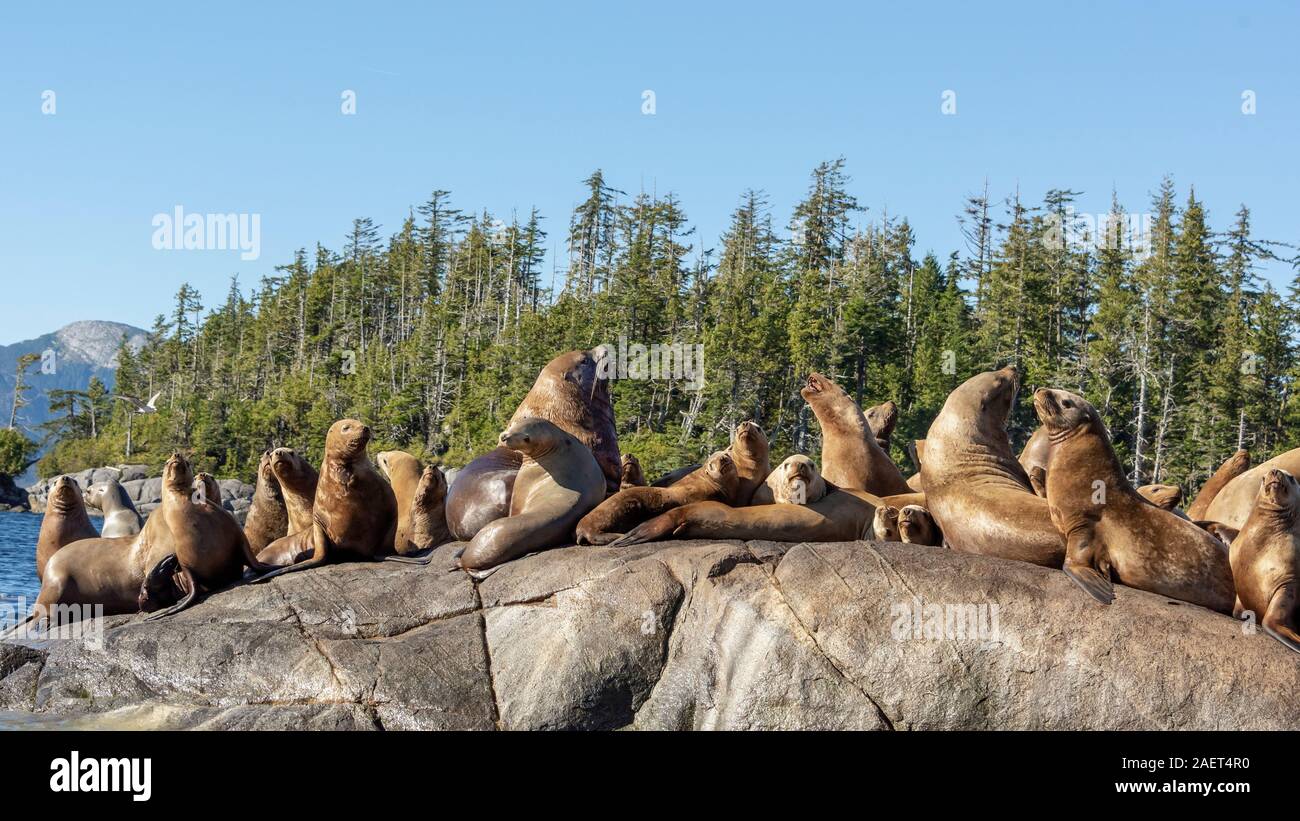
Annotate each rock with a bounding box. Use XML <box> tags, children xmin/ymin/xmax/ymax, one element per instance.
<box><xmin>121</xmin><ymin>479</ymin><xmax>146</xmax><ymax>501</ymax></box>
<box><xmin>3</xmin><ymin>539</ymin><xmax>1297</xmax><ymax>730</ymax></box>
<box><xmin>137</xmin><ymin>477</ymin><xmax>163</xmax><ymax>505</ymax></box>
<box><xmin>117</xmin><ymin>465</ymin><xmax>149</xmax><ymax>483</ymax></box>
<box><xmin>0</xmin><ymin>474</ymin><xmax>28</xmax><ymax>511</ymax></box>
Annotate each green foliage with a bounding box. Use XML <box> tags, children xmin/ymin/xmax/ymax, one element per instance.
<box><xmin>0</xmin><ymin>428</ymin><xmax>38</xmax><ymax>477</ymax></box>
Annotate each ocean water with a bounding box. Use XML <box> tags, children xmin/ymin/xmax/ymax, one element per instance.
<box><xmin>0</xmin><ymin>511</ymin><xmax>102</xmax><ymax>628</ymax></box>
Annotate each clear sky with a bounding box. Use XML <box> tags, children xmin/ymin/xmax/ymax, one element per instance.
<box><xmin>2</xmin><ymin>1</ymin><xmax>1296</xmax><ymax>344</ymax></box>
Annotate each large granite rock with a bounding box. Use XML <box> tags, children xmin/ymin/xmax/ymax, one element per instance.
<box><xmin>2</xmin><ymin>539</ymin><xmax>1297</xmax><ymax>730</ymax></box>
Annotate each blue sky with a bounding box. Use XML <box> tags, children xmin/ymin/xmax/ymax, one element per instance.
<box><xmin>2</xmin><ymin>1</ymin><xmax>1296</xmax><ymax>343</ymax></box>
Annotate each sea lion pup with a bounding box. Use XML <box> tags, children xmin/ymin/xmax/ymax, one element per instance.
<box><xmin>865</xmin><ymin>400</ymin><xmax>899</xmax><ymax>451</ymax></box>
<box><xmin>609</xmin><ymin>486</ymin><xmax>883</xmax><ymax>547</ymax></box>
<box><xmin>898</xmin><ymin>504</ymin><xmax>942</xmax><ymax>546</ymax></box>
<box><xmin>1035</xmin><ymin>388</ymin><xmax>1234</xmax><ymax>613</ymax></box>
<box><xmin>461</xmin><ymin>417</ymin><xmax>606</xmax><ymax>571</ymax></box>
<box><xmin>751</xmin><ymin>454</ymin><xmax>829</xmax><ymax>506</ymax></box>
<box><xmin>1205</xmin><ymin>448</ymin><xmax>1300</xmax><ymax>530</ymax></box>
<box><xmin>1137</xmin><ymin>483</ymin><xmax>1183</xmax><ymax>511</ymax></box>
<box><xmin>1187</xmin><ymin>448</ymin><xmax>1250</xmax><ymax>521</ymax></box>
<box><xmin>445</xmin><ymin>347</ymin><xmax>619</xmax><ymax>541</ymax></box>
<box><xmin>250</xmin><ymin>420</ymin><xmax>398</xmax><ymax>582</ymax></box>
<box><xmin>243</xmin><ymin>450</ymin><xmax>288</xmax><ymax>554</ymax></box>
<box><xmin>36</xmin><ymin>476</ymin><xmax>99</xmax><ymax>581</ymax></box>
<box><xmin>620</xmin><ymin>454</ymin><xmax>646</xmax><ymax>489</ymax></box>
<box><xmin>801</xmin><ymin>373</ymin><xmax>911</xmax><ymax>495</ymax></box>
<box><xmin>84</xmin><ymin>478</ymin><xmax>143</xmax><ymax>539</ymax></box>
<box><xmin>576</xmin><ymin>450</ymin><xmax>739</xmax><ymax>545</ymax></box>
<box><xmin>377</xmin><ymin>450</ymin><xmax>424</xmax><ymax>555</ymax></box>
<box><xmin>269</xmin><ymin>447</ymin><xmax>318</xmax><ymax>534</ymax></box>
<box><xmin>921</xmin><ymin>366</ymin><xmax>1065</xmax><ymax>567</ymax></box>
<box><xmin>1229</xmin><ymin>468</ymin><xmax>1300</xmax><ymax>654</ymax></box>
<box><xmin>872</xmin><ymin>505</ymin><xmax>900</xmax><ymax>541</ymax></box>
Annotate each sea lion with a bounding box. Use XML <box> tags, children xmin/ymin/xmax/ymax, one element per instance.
<box><xmin>1188</xmin><ymin>449</ymin><xmax>1251</xmax><ymax>522</ymax></box>
<box><xmin>243</xmin><ymin>450</ymin><xmax>288</xmax><ymax>554</ymax></box>
<box><xmin>1034</xmin><ymin>388</ymin><xmax>1233</xmax><ymax>613</ymax></box>
<box><xmin>445</xmin><ymin>347</ymin><xmax>619</xmax><ymax>540</ymax></box>
<box><xmin>84</xmin><ymin>478</ymin><xmax>143</xmax><ymax>539</ymax></box>
<box><xmin>921</xmin><ymin>367</ymin><xmax>1065</xmax><ymax>567</ymax></box>
<box><xmin>802</xmin><ymin>373</ymin><xmax>910</xmax><ymax>495</ymax></box>
<box><xmin>905</xmin><ymin>440</ymin><xmax>926</xmax><ymax>492</ymax></box>
<box><xmin>461</xmin><ymin>417</ymin><xmax>606</xmax><ymax>571</ymax></box>
<box><xmin>1228</xmin><ymin>468</ymin><xmax>1300</xmax><ymax>653</ymax></box>
<box><xmin>872</xmin><ymin>504</ymin><xmax>900</xmax><ymax>541</ymax></box>
<box><xmin>250</xmin><ymin>420</ymin><xmax>398</xmax><ymax>581</ymax></box>
<box><xmin>610</xmin><ymin>487</ymin><xmax>883</xmax><ymax>546</ymax></box>
<box><xmin>865</xmin><ymin>400</ymin><xmax>899</xmax><ymax>451</ymax></box>
<box><xmin>270</xmin><ymin>447</ymin><xmax>318</xmax><ymax>534</ymax></box>
<box><xmin>650</xmin><ymin>464</ymin><xmax>700</xmax><ymax>488</ymax></box>
<box><xmin>620</xmin><ymin>454</ymin><xmax>646</xmax><ymax>489</ymax></box>
<box><xmin>898</xmin><ymin>504</ymin><xmax>942</xmax><ymax>546</ymax></box>
<box><xmin>729</xmin><ymin>420</ymin><xmax>772</xmax><ymax>505</ymax></box>
<box><xmin>408</xmin><ymin>464</ymin><xmax>452</xmax><ymax>550</ymax></box>
<box><xmin>576</xmin><ymin>450</ymin><xmax>738</xmax><ymax>545</ymax></box>
<box><xmin>752</xmin><ymin>454</ymin><xmax>828</xmax><ymax>506</ymax></box>
<box><xmin>377</xmin><ymin>450</ymin><xmax>424</xmax><ymax>555</ymax></box>
<box><xmin>36</xmin><ymin>476</ymin><xmax>99</xmax><ymax>581</ymax></box>
<box><xmin>1137</xmin><ymin>483</ymin><xmax>1183</xmax><ymax>512</ymax></box>
<box><xmin>1018</xmin><ymin>425</ymin><xmax>1053</xmax><ymax>476</ymax></box>
<box><xmin>1205</xmin><ymin>448</ymin><xmax>1300</xmax><ymax>530</ymax></box>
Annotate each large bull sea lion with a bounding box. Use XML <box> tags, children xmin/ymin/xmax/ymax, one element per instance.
<box><xmin>445</xmin><ymin>347</ymin><xmax>619</xmax><ymax>541</ymax></box>
<box><xmin>921</xmin><ymin>366</ymin><xmax>1064</xmax><ymax>567</ymax></box>
<box><xmin>1034</xmin><ymin>388</ymin><xmax>1233</xmax><ymax>613</ymax></box>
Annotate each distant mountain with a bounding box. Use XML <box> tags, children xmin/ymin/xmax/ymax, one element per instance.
<box><xmin>0</xmin><ymin>320</ymin><xmax>147</xmax><ymax>484</ymax></box>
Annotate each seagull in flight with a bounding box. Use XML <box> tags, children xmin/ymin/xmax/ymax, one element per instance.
<box><xmin>113</xmin><ymin>391</ymin><xmax>162</xmax><ymax>414</ymax></box>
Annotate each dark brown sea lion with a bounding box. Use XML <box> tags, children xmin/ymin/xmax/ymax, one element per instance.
<box><xmin>802</xmin><ymin>372</ymin><xmax>910</xmax><ymax>495</ymax></box>
<box><xmin>250</xmin><ymin>420</ymin><xmax>398</xmax><ymax>581</ymax></box>
<box><xmin>243</xmin><ymin>450</ymin><xmax>288</xmax><ymax>554</ymax></box>
<box><xmin>610</xmin><ymin>487</ymin><xmax>883</xmax><ymax>546</ymax></box>
<box><xmin>898</xmin><ymin>504</ymin><xmax>942</xmax><ymax>546</ymax></box>
<box><xmin>921</xmin><ymin>367</ymin><xmax>1064</xmax><ymax>567</ymax></box>
<box><xmin>576</xmin><ymin>450</ymin><xmax>738</xmax><ymax>545</ymax></box>
<box><xmin>872</xmin><ymin>504</ymin><xmax>900</xmax><ymax>541</ymax></box>
<box><xmin>36</xmin><ymin>476</ymin><xmax>99</xmax><ymax>582</ymax></box>
<box><xmin>620</xmin><ymin>454</ymin><xmax>646</xmax><ymax>489</ymax></box>
<box><xmin>460</xmin><ymin>417</ymin><xmax>606</xmax><ymax>571</ymax></box>
<box><xmin>1229</xmin><ymin>468</ymin><xmax>1300</xmax><ymax>653</ymax></box>
<box><xmin>751</xmin><ymin>455</ymin><xmax>828</xmax><ymax>506</ymax></box>
<box><xmin>270</xmin><ymin>447</ymin><xmax>318</xmax><ymax>534</ymax></box>
<box><xmin>1187</xmin><ymin>449</ymin><xmax>1250</xmax><ymax>522</ymax></box>
<box><xmin>866</xmin><ymin>400</ymin><xmax>899</xmax><ymax>451</ymax></box>
<box><xmin>84</xmin><ymin>478</ymin><xmax>142</xmax><ymax>539</ymax></box>
<box><xmin>377</xmin><ymin>450</ymin><xmax>424</xmax><ymax>555</ymax></box>
<box><xmin>1035</xmin><ymin>388</ymin><xmax>1233</xmax><ymax>613</ymax></box>
<box><xmin>445</xmin><ymin>347</ymin><xmax>619</xmax><ymax>541</ymax></box>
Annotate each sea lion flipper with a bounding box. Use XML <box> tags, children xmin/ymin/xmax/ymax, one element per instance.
<box><xmin>384</xmin><ymin>549</ymin><xmax>436</xmax><ymax>566</ymax></box>
<box><xmin>248</xmin><ymin>520</ymin><xmax>331</xmax><ymax>583</ymax></box>
<box><xmin>607</xmin><ymin>512</ymin><xmax>678</xmax><ymax>546</ymax></box>
<box><xmin>1262</xmin><ymin>585</ymin><xmax>1300</xmax><ymax>655</ymax></box>
<box><xmin>1029</xmin><ymin>466</ymin><xmax>1047</xmax><ymax>498</ymax></box>
<box><xmin>142</xmin><ymin>566</ymin><xmax>203</xmax><ymax>622</ymax></box>
<box><xmin>1063</xmin><ymin>563</ymin><xmax>1115</xmax><ymax>605</ymax></box>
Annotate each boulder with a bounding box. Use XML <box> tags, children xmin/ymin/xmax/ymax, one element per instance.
<box><xmin>117</xmin><ymin>465</ymin><xmax>149</xmax><ymax>483</ymax></box>
<box><xmin>2</xmin><ymin>539</ymin><xmax>1297</xmax><ymax>730</ymax></box>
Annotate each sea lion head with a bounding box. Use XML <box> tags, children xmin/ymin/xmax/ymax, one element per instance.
<box><xmin>872</xmin><ymin>504</ymin><xmax>900</xmax><ymax>541</ymax></box>
<box><xmin>732</xmin><ymin>420</ymin><xmax>770</xmax><ymax>461</ymax></box>
<box><xmin>533</xmin><ymin>348</ymin><xmax>613</xmax><ymax>415</ymax></box>
<box><xmin>193</xmin><ymin>472</ymin><xmax>221</xmax><ymax>504</ymax></box>
<box><xmin>326</xmin><ymin>419</ymin><xmax>372</xmax><ymax>460</ymax></box>
<box><xmin>138</xmin><ymin>554</ymin><xmax>185</xmax><ymax>613</ymax></box>
<box><xmin>866</xmin><ymin>400</ymin><xmax>899</xmax><ymax>447</ymax></box>
<box><xmin>49</xmin><ymin>476</ymin><xmax>83</xmax><ymax>513</ymax></box>
<box><xmin>1258</xmin><ymin>468</ymin><xmax>1300</xmax><ymax>513</ymax></box>
<box><xmin>898</xmin><ymin>504</ymin><xmax>939</xmax><ymax>544</ymax></box>
<box><xmin>163</xmin><ymin>452</ymin><xmax>194</xmax><ymax>493</ymax></box>
<box><xmin>620</xmin><ymin>454</ymin><xmax>644</xmax><ymax>485</ymax></box>
<box><xmin>415</xmin><ymin>464</ymin><xmax>447</xmax><ymax>505</ymax></box>
<box><xmin>257</xmin><ymin>450</ymin><xmax>277</xmax><ymax>482</ymax></box>
<box><xmin>704</xmin><ymin>450</ymin><xmax>738</xmax><ymax>485</ymax></box>
<box><xmin>800</xmin><ymin>372</ymin><xmax>847</xmax><ymax>408</ymax></box>
<box><xmin>270</xmin><ymin>447</ymin><xmax>312</xmax><ymax>488</ymax></box>
<box><xmin>1033</xmin><ymin>388</ymin><xmax>1100</xmax><ymax>440</ymax></box>
<box><xmin>1137</xmin><ymin>483</ymin><xmax>1183</xmax><ymax>511</ymax></box>
<box><xmin>499</xmin><ymin>416</ymin><xmax>565</xmax><ymax>457</ymax></box>
<box><xmin>768</xmin><ymin>454</ymin><xmax>827</xmax><ymax>505</ymax></box>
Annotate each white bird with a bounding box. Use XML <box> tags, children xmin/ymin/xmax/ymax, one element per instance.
<box><xmin>113</xmin><ymin>391</ymin><xmax>162</xmax><ymax>414</ymax></box>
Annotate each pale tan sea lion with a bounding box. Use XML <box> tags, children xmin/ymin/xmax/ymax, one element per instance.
<box><xmin>1018</xmin><ymin>425</ymin><xmax>1053</xmax><ymax>476</ymax></box>
<box><xmin>460</xmin><ymin>417</ymin><xmax>606</xmax><ymax>571</ymax></box>
<box><xmin>1187</xmin><ymin>449</ymin><xmax>1250</xmax><ymax>521</ymax></box>
<box><xmin>1229</xmin><ymin>468</ymin><xmax>1300</xmax><ymax>653</ymax></box>
<box><xmin>377</xmin><ymin>450</ymin><xmax>423</xmax><ymax>555</ymax></box>
<box><xmin>576</xmin><ymin>451</ymin><xmax>738</xmax><ymax>545</ymax></box>
<box><xmin>36</xmin><ymin>476</ymin><xmax>99</xmax><ymax>581</ymax></box>
<box><xmin>250</xmin><ymin>420</ymin><xmax>398</xmax><ymax>581</ymax></box>
<box><xmin>408</xmin><ymin>464</ymin><xmax>452</xmax><ymax>551</ymax></box>
<box><xmin>898</xmin><ymin>504</ymin><xmax>942</xmax><ymax>546</ymax></box>
<box><xmin>802</xmin><ymin>373</ymin><xmax>910</xmax><ymax>495</ymax></box>
<box><xmin>872</xmin><ymin>504</ymin><xmax>900</xmax><ymax>541</ymax></box>
<box><xmin>620</xmin><ymin>454</ymin><xmax>646</xmax><ymax>489</ymax></box>
<box><xmin>921</xmin><ymin>367</ymin><xmax>1064</xmax><ymax>567</ymax></box>
<box><xmin>269</xmin><ymin>447</ymin><xmax>318</xmax><ymax>534</ymax></box>
<box><xmin>751</xmin><ymin>454</ymin><xmax>828</xmax><ymax>506</ymax></box>
<box><xmin>1205</xmin><ymin>448</ymin><xmax>1300</xmax><ymax>530</ymax></box>
<box><xmin>1035</xmin><ymin>388</ymin><xmax>1233</xmax><ymax>613</ymax></box>
<box><xmin>445</xmin><ymin>347</ymin><xmax>620</xmax><ymax>541</ymax></box>
<box><xmin>1137</xmin><ymin>483</ymin><xmax>1183</xmax><ymax>512</ymax></box>
<box><xmin>243</xmin><ymin>450</ymin><xmax>288</xmax><ymax>554</ymax></box>
<box><xmin>84</xmin><ymin>478</ymin><xmax>142</xmax><ymax>539</ymax></box>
